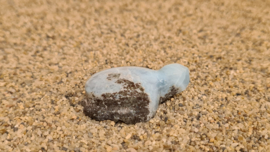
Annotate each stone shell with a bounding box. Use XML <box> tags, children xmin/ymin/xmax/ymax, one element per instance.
<box><xmin>83</xmin><ymin>64</ymin><xmax>189</xmax><ymax>124</ymax></box>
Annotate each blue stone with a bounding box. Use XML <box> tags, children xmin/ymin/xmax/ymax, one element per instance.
<box><xmin>82</xmin><ymin>63</ymin><xmax>189</xmax><ymax>124</ymax></box>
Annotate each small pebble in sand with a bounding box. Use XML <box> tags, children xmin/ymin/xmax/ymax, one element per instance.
<box><xmin>82</xmin><ymin>63</ymin><xmax>189</xmax><ymax>124</ymax></box>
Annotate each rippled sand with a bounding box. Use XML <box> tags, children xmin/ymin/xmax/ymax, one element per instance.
<box><xmin>0</xmin><ymin>0</ymin><xmax>270</xmax><ymax>151</ymax></box>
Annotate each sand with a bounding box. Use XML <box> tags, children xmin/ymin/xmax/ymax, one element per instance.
<box><xmin>0</xmin><ymin>0</ymin><xmax>270</xmax><ymax>151</ymax></box>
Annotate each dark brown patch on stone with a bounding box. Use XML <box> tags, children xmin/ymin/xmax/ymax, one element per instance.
<box><xmin>159</xmin><ymin>86</ymin><xmax>179</xmax><ymax>104</ymax></box>
<box><xmin>107</xmin><ymin>73</ymin><xmax>120</xmax><ymax>80</ymax></box>
<box><xmin>82</xmin><ymin>78</ymin><xmax>150</xmax><ymax>124</ymax></box>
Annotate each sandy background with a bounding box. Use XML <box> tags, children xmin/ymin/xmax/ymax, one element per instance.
<box><xmin>1</xmin><ymin>0</ymin><xmax>270</xmax><ymax>151</ymax></box>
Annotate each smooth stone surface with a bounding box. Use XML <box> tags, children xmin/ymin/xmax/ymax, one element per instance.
<box><xmin>82</xmin><ymin>63</ymin><xmax>189</xmax><ymax>124</ymax></box>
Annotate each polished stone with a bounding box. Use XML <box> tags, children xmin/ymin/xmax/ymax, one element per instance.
<box><xmin>82</xmin><ymin>63</ymin><xmax>189</xmax><ymax>124</ymax></box>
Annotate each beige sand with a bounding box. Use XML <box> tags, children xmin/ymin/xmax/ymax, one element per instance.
<box><xmin>0</xmin><ymin>0</ymin><xmax>270</xmax><ymax>151</ymax></box>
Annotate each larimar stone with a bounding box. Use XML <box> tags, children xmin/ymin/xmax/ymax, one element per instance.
<box><xmin>82</xmin><ymin>63</ymin><xmax>189</xmax><ymax>124</ymax></box>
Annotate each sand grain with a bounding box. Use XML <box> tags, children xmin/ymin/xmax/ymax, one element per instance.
<box><xmin>1</xmin><ymin>0</ymin><xmax>270</xmax><ymax>151</ymax></box>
